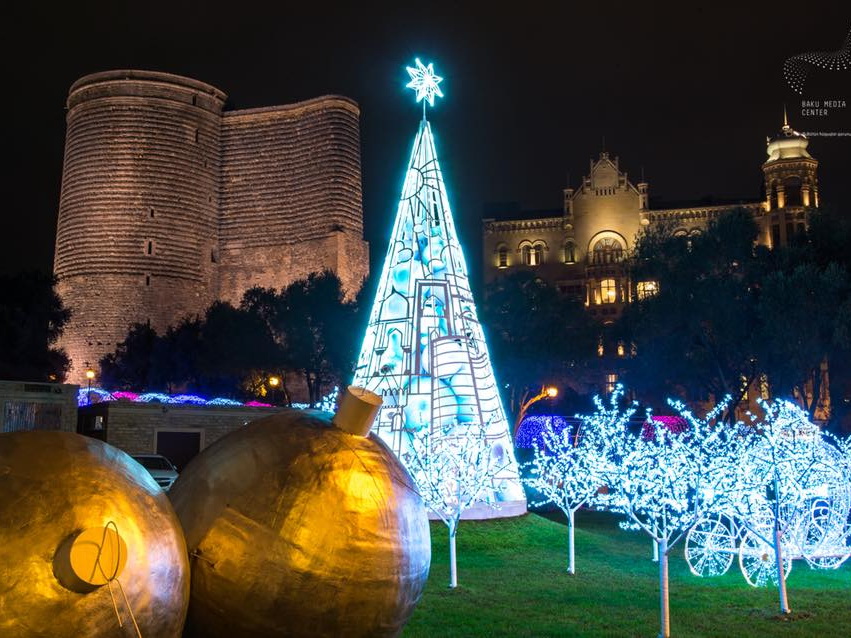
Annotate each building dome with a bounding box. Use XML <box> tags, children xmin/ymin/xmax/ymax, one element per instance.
<box><xmin>766</xmin><ymin>112</ymin><xmax>812</xmax><ymax>162</ymax></box>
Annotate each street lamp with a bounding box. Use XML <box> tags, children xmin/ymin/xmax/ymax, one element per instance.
<box><xmin>85</xmin><ymin>366</ymin><xmax>95</xmax><ymax>406</ymax></box>
<box><xmin>513</xmin><ymin>385</ymin><xmax>558</xmax><ymax>438</ymax></box>
<box><xmin>268</xmin><ymin>375</ymin><xmax>280</xmax><ymax>405</ymax></box>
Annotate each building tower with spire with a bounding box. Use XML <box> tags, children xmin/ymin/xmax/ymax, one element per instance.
<box><xmin>762</xmin><ymin>108</ymin><xmax>819</xmax><ymax>248</ymax></box>
<box><xmin>352</xmin><ymin>59</ymin><xmax>526</xmax><ymax>517</ymax></box>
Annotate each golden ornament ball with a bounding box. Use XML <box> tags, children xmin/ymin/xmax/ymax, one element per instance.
<box><xmin>0</xmin><ymin>431</ymin><xmax>189</xmax><ymax>637</ymax></box>
<box><xmin>170</xmin><ymin>387</ymin><xmax>431</xmax><ymax>638</ymax></box>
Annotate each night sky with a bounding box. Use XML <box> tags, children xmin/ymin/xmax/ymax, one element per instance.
<box><xmin>4</xmin><ymin>2</ymin><xmax>850</xmax><ymax>283</ymax></box>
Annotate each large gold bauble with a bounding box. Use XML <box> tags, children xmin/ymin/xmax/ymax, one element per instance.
<box><xmin>170</xmin><ymin>409</ymin><xmax>431</xmax><ymax>638</ymax></box>
<box><xmin>0</xmin><ymin>431</ymin><xmax>189</xmax><ymax>637</ymax></box>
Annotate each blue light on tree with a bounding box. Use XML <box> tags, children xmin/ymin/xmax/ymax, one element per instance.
<box><xmin>352</xmin><ymin>59</ymin><xmax>525</xmax><ymax>517</ymax></box>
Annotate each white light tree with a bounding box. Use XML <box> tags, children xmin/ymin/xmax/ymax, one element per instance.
<box><xmin>523</xmin><ymin>387</ymin><xmax>634</xmax><ymax>574</ymax></box>
<box><xmin>600</xmin><ymin>391</ymin><xmax>733</xmax><ymax>638</ymax></box>
<box><xmin>402</xmin><ymin>419</ymin><xmax>510</xmax><ymax>588</ymax></box>
<box><xmin>721</xmin><ymin>399</ymin><xmax>851</xmax><ymax>614</ymax></box>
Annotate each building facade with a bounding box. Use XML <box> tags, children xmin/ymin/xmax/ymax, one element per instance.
<box><xmin>54</xmin><ymin>71</ymin><xmax>368</xmax><ymax>383</ymax></box>
<box><xmin>482</xmin><ymin>115</ymin><xmax>818</xmax><ymax>324</ymax></box>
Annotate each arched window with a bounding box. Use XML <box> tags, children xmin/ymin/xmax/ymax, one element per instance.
<box><xmin>521</xmin><ymin>242</ymin><xmax>545</xmax><ymax>266</ymax></box>
<box><xmin>497</xmin><ymin>245</ymin><xmax>509</xmax><ymax>268</ymax></box>
<box><xmin>531</xmin><ymin>244</ymin><xmax>543</xmax><ymax>266</ymax></box>
<box><xmin>563</xmin><ymin>241</ymin><xmax>576</xmax><ymax>264</ymax></box>
<box><xmin>592</xmin><ymin>237</ymin><xmax>624</xmax><ymax>264</ymax></box>
<box><xmin>784</xmin><ymin>176</ymin><xmax>803</xmax><ymax>207</ymax></box>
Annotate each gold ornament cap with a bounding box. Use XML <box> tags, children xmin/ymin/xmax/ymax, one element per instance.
<box><xmin>332</xmin><ymin>386</ymin><xmax>382</xmax><ymax>436</ymax></box>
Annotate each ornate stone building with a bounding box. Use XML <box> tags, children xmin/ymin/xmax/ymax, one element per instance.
<box><xmin>482</xmin><ymin>115</ymin><xmax>825</xmax><ymax>411</ymax></box>
<box><xmin>482</xmin><ymin>114</ymin><xmax>818</xmax><ymax>325</ymax></box>
<box><xmin>54</xmin><ymin>71</ymin><xmax>368</xmax><ymax>383</ymax></box>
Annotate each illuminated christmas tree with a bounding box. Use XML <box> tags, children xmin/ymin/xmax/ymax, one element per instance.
<box><xmin>352</xmin><ymin>59</ymin><xmax>525</xmax><ymax>517</ymax></box>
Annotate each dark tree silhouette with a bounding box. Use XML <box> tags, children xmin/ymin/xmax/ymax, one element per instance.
<box><xmin>99</xmin><ymin>322</ymin><xmax>159</xmax><ymax>391</ymax></box>
<box><xmin>0</xmin><ymin>271</ymin><xmax>70</xmax><ymax>382</ymax></box>
<box><xmin>619</xmin><ymin>209</ymin><xmax>763</xmax><ymax>412</ymax></box>
<box><xmin>481</xmin><ymin>270</ymin><xmax>597</xmax><ymax>417</ymax></box>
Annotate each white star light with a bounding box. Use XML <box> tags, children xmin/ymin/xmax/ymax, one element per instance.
<box><xmin>406</xmin><ymin>58</ymin><xmax>444</xmax><ymax>107</ymax></box>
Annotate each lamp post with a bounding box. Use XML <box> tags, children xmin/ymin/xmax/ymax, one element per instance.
<box><xmin>268</xmin><ymin>375</ymin><xmax>281</xmax><ymax>405</ymax></box>
<box><xmin>513</xmin><ymin>385</ymin><xmax>558</xmax><ymax>438</ymax></box>
<box><xmin>85</xmin><ymin>366</ymin><xmax>95</xmax><ymax>406</ymax></box>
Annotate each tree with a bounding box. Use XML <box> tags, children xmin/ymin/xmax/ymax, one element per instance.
<box><xmin>151</xmin><ymin>317</ymin><xmax>203</xmax><ymax>393</ymax></box>
<box><xmin>196</xmin><ymin>301</ymin><xmax>280</xmax><ymax>398</ymax></box>
<box><xmin>99</xmin><ymin>302</ymin><xmax>279</xmax><ymax>398</ymax></box>
<box><xmin>402</xmin><ymin>419</ymin><xmax>508</xmax><ymax>588</ymax></box>
<box><xmin>275</xmin><ymin>271</ymin><xmax>358</xmax><ymax>405</ymax></box>
<box><xmin>481</xmin><ymin>271</ymin><xmax>597</xmax><ymax>417</ymax></box>
<box><xmin>620</xmin><ymin>209</ymin><xmax>763</xmax><ymax>412</ymax></box>
<box><xmin>523</xmin><ymin>388</ymin><xmax>630</xmax><ymax>574</ymax></box>
<box><xmin>594</xmin><ymin>388</ymin><xmax>733</xmax><ymax>638</ymax></box>
<box><xmin>0</xmin><ymin>271</ymin><xmax>70</xmax><ymax>382</ymax></box>
<box><xmin>755</xmin><ymin>263</ymin><xmax>851</xmax><ymax>418</ymax></box>
<box><xmin>721</xmin><ymin>400</ymin><xmax>850</xmax><ymax>614</ymax></box>
<box><xmin>99</xmin><ymin>322</ymin><xmax>159</xmax><ymax>391</ymax></box>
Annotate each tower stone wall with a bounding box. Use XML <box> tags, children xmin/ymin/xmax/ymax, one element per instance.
<box><xmin>54</xmin><ymin>71</ymin><xmax>368</xmax><ymax>383</ymax></box>
<box><xmin>216</xmin><ymin>98</ymin><xmax>367</xmax><ymax>303</ymax></box>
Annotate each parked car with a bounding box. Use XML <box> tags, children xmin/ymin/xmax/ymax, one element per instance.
<box><xmin>131</xmin><ymin>454</ymin><xmax>179</xmax><ymax>491</ymax></box>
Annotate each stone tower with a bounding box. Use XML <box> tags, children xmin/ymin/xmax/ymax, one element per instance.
<box><xmin>55</xmin><ymin>71</ymin><xmax>368</xmax><ymax>383</ymax></box>
<box><xmin>761</xmin><ymin>110</ymin><xmax>819</xmax><ymax>248</ymax></box>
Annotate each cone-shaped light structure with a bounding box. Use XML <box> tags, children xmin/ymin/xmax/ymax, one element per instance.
<box><xmin>353</xmin><ymin>72</ymin><xmax>525</xmax><ymax>517</ymax></box>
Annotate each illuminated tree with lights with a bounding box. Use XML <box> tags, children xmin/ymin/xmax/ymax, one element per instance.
<box><xmin>351</xmin><ymin>58</ymin><xmax>525</xmax><ymax>515</ymax></box>
<box><xmin>600</xmin><ymin>391</ymin><xmax>733</xmax><ymax>638</ymax></box>
<box><xmin>402</xmin><ymin>419</ymin><xmax>509</xmax><ymax>588</ymax></box>
<box><xmin>523</xmin><ymin>387</ymin><xmax>633</xmax><ymax>574</ymax></box>
<box><xmin>719</xmin><ymin>400</ymin><xmax>851</xmax><ymax>614</ymax></box>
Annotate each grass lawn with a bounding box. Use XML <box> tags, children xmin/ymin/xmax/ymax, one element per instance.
<box><xmin>403</xmin><ymin>511</ymin><xmax>851</xmax><ymax>637</ymax></box>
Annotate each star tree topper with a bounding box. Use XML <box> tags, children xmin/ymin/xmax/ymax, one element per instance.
<box><xmin>406</xmin><ymin>58</ymin><xmax>444</xmax><ymax>107</ymax></box>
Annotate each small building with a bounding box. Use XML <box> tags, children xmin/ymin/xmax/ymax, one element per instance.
<box><xmin>1</xmin><ymin>380</ymin><xmax>78</xmax><ymax>433</ymax></box>
<box><xmin>77</xmin><ymin>401</ymin><xmax>286</xmax><ymax>470</ymax></box>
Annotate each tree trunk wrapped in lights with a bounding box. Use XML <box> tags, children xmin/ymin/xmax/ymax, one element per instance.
<box><xmin>523</xmin><ymin>387</ymin><xmax>634</xmax><ymax>574</ymax></box>
<box><xmin>592</xmin><ymin>388</ymin><xmax>734</xmax><ymax>638</ymax></box>
<box><xmin>403</xmin><ymin>419</ymin><xmax>509</xmax><ymax>588</ymax></box>
<box><xmin>719</xmin><ymin>399</ymin><xmax>851</xmax><ymax>613</ymax></box>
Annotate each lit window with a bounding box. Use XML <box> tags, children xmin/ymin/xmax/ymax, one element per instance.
<box><xmin>617</xmin><ymin>342</ymin><xmax>625</xmax><ymax>357</ymax></box>
<box><xmin>497</xmin><ymin>246</ymin><xmax>508</xmax><ymax>268</ymax></box>
<box><xmin>636</xmin><ymin>281</ymin><xmax>659</xmax><ymax>300</ymax></box>
<box><xmin>597</xmin><ymin>340</ymin><xmax>604</xmax><ymax>357</ymax></box>
<box><xmin>605</xmin><ymin>373</ymin><xmax>618</xmax><ymax>394</ymax></box>
<box><xmin>600</xmin><ymin>278</ymin><xmax>617</xmax><ymax>304</ymax></box>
